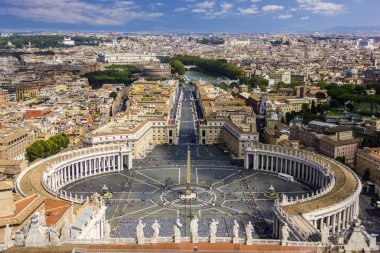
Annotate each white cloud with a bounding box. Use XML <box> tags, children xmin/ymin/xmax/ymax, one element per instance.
<box><xmin>297</xmin><ymin>0</ymin><xmax>344</xmax><ymax>15</ymax></box>
<box><xmin>238</xmin><ymin>5</ymin><xmax>259</xmax><ymax>15</ymax></box>
<box><xmin>278</xmin><ymin>14</ymin><xmax>293</xmax><ymax>19</ymax></box>
<box><xmin>301</xmin><ymin>16</ymin><xmax>310</xmax><ymax>20</ymax></box>
<box><xmin>174</xmin><ymin>7</ymin><xmax>188</xmax><ymax>12</ymax></box>
<box><xmin>196</xmin><ymin>0</ymin><xmax>215</xmax><ymax>9</ymax></box>
<box><xmin>221</xmin><ymin>3</ymin><xmax>233</xmax><ymax>12</ymax></box>
<box><xmin>149</xmin><ymin>2</ymin><xmax>163</xmax><ymax>8</ymax></box>
<box><xmin>262</xmin><ymin>5</ymin><xmax>284</xmax><ymax>12</ymax></box>
<box><xmin>192</xmin><ymin>8</ymin><xmax>208</xmax><ymax>13</ymax></box>
<box><xmin>251</xmin><ymin>0</ymin><xmax>261</xmax><ymax>2</ymax></box>
<box><xmin>0</xmin><ymin>0</ymin><xmax>163</xmax><ymax>26</ymax></box>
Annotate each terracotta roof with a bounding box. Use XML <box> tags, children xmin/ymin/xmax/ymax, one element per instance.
<box><xmin>44</xmin><ymin>199</ymin><xmax>71</xmax><ymax>226</ymax></box>
<box><xmin>0</xmin><ymin>194</ymin><xmax>42</xmax><ymax>227</ymax></box>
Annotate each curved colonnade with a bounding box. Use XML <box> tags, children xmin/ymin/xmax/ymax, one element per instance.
<box><xmin>244</xmin><ymin>144</ymin><xmax>362</xmax><ymax>239</ymax></box>
<box><xmin>16</xmin><ymin>144</ymin><xmax>133</xmax><ymax>203</ymax></box>
<box><xmin>16</xmin><ymin>142</ymin><xmax>361</xmax><ymax>243</ymax></box>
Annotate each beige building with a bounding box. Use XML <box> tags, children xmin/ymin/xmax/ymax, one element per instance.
<box><xmin>84</xmin><ymin>79</ymin><xmax>179</xmax><ymax>158</ymax></box>
<box><xmin>196</xmin><ymin>81</ymin><xmax>259</xmax><ymax>158</ymax></box>
<box><xmin>0</xmin><ymin>181</ymin><xmax>15</xmax><ymax>217</ymax></box>
<box><xmin>0</xmin><ymin>129</ymin><xmax>35</xmax><ymax>160</ymax></box>
<box><xmin>16</xmin><ymin>84</ymin><xmax>40</xmax><ymax>101</ymax></box>
<box><xmin>318</xmin><ymin>136</ymin><xmax>361</xmax><ymax>166</ymax></box>
<box><xmin>84</xmin><ymin>119</ymin><xmax>177</xmax><ymax>158</ymax></box>
<box><xmin>0</xmin><ymin>88</ymin><xmax>9</xmax><ymax>104</ymax></box>
<box><xmin>355</xmin><ymin>148</ymin><xmax>380</xmax><ymax>194</ymax></box>
<box><xmin>291</xmin><ymin>124</ymin><xmax>362</xmax><ymax>167</ymax></box>
<box><xmin>273</xmin><ymin>98</ymin><xmax>317</xmax><ymax>114</ymax></box>
<box><xmin>264</xmin><ymin>122</ymin><xmax>290</xmax><ymax>145</ymax></box>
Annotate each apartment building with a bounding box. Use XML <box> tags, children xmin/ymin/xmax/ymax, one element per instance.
<box><xmin>0</xmin><ymin>129</ymin><xmax>35</xmax><ymax>160</ymax></box>
<box><xmin>97</xmin><ymin>52</ymin><xmax>159</xmax><ymax>66</ymax></box>
<box><xmin>196</xmin><ymin>81</ymin><xmax>258</xmax><ymax>158</ymax></box>
<box><xmin>0</xmin><ymin>88</ymin><xmax>9</xmax><ymax>104</ymax></box>
<box><xmin>290</xmin><ymin>122</ymin><xmax>362</xmax><ymax>166</ymax></box>
<box><xmin>84</xmin><ymin>79</ymin><xmax>179</xmax><ymax>158</ymax></box>
<box><xmin>356</xmin><ymin>148</ymin><xmax>380</xmax><ymax>194</ymax></box>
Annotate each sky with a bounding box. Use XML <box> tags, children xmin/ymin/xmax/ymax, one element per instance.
<box><xmin>0</xmin><ymin>0</ymin><xmax>379</xmax><ymax>33</ymax></box>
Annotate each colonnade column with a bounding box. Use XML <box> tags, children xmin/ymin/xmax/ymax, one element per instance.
<box><xmin>253</xmin><ymin>153</ymin><xmax>259</xmax><ymax>170</ymax></box>
<box><xmin>332</xmin><ymin>213</ymin><xmax>336</xmax><ymax>233</ymax></box>
<box><xmin>128</xmin><ymin>154</ymin><xmax>133</xmax><ymax>170</ymax></box>
<box><xmin>119</xmin><ymin>154</ymin><xmax>123</xmax><ymax>171</ymax></box>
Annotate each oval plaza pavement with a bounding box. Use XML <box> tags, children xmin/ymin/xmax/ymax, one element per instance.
<box><xmin>15</xmin><ymin>84</ymin><xmax>362</xmax><ymax>244</ymax></box>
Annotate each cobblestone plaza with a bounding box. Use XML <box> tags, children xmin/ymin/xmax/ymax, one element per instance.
<box><xmin>62</xmin><ymin>144</ymin><xmax>313</xmax><ymax>239</ymax></box>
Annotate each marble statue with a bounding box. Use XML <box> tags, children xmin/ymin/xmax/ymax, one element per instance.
<box><xmin>190</xmin><ymin>216</ymin><xmax>199</xmax><ymax>243</ymax></box>
<box><xmin>136</xmin><ymin>219</ymin><xmax>146</xmax><ymax>245</ymax></box>
<box><xmin>321</xmin><ymin>223</ymin><xmax>329</xmax><ymax>244</ymax></box>
<box><xmin>39</xmin><ymin>211</ymin><xmax>46</xmax><ymax>226</ymax></box>
<box><xmin>25</xmin><ymin>212</ymin><xmax>47</xmax><ymax>247</ymax></box>
<box><xmin>15</xmin><ymin>230</ymin><xmax>25</xmax><ymax>246</ymax></box>
<box><xmin>173</xmin><ymin>219</ymin><xmax>183</xmax><ymax>243</ymax></box>
<box><xmin>61</xmin><ymin>219</ymin><xmax>71</xmax><ymax>241</ymax></box>
<box><xmin>48</xmin><ymin>227</ymin><xmax>60</xmax><ymax>246</ymax></box>
<box><xmin>151</xmin><ymin>219</ymin><xmax>161</xmax><ymax>243</ymax></box>
<box><xmin>104</xmin><ymin>220</ymin><xmax>111</xmax><ymax>239</ymax></box>
<box><xmin>4</xmin><ymin>224</ymin><xmax>12</xmax><ymax>247</ymax></box>
<box><xmin>232</xmin><ymin>220</ymin><xmax>240</xmax><ymax>244</ymax></box>
<box><xmin>209</xmin><ymin>219</ymin><xmax>219</xmax><ymax>243</ymax></box>
<box><xmin>245</xmin><ymin>221</ymin><xmax>254</xmax><ymax>245</ymax></box>
<box><xmin>281</xmin><ymin>223</ymin><xmax>289</xmax><ymax>244</ymax></box>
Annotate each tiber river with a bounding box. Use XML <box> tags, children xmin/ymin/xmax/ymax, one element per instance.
<box><xmin>184</xmin><ymin>71</ymin><xmax>217</xmax><ymax>82</ymax></box>
<box><xmin>184</xmin><ymin>70</ymin><xmax>235</xmax><ymax>91</ymax></box>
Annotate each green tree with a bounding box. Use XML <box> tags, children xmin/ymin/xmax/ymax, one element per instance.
<box><xmin>247</xmin><ymin>76</ymin><xmax>269</xmax><ymax>89</ymax></box>
<box><xmin>109</xmin><ymin>91</ymin><xmax>118</xmax><ymax>100</ymax></box>
<box><xmin>26</xmin><ymin>141</ymin><xmax>46</xmax><ymax>162</ymax></box>
<box><xmin>353</xmin><ymin>86</ymin><xmax>366</xmax><ymax>95</ymax></box>
<box><xmin>289</xmin><ymin>81</ymin><xmax>298</xmax><ymax>88</ymax></box>
<box><xmin>40</xmin><ymin>140</ymin><xmax>53</xmax><ymax>157</ymax></box>
<box><xmin>58</xmin><ymin>133</ymin><xmax>70</xmax><ymax>148</ymax></box>
<box><xmin>277</xmin><ymin>81</ymin><xmax>286</xmax><ymax>89</ymax></box>
<box><xmin>47</xmin><ymin>139</ymin><xmax>60</xmax><ymax>154</ymax></box>
<box><xmin>260</xmin><ymin>85</ymin><xmax>268</xmax><ymax>92</ymax></box>
<box><xmin>318</xmin><ymin>80</ymin><xmax>328</xmax><ymax>88</ymax></box>
<box><xmin>26</xmin><ymin>133</ymin><xmax>69</xmax><ymax>162</ymax></box>
<box><xmin>315</xmin><ymin>92</ymin><xmax>326</xmax><ymax>103</ymax></box>
<box><xmin>170</xmin><ymin>59</ymin><xmax>186</xmax><ymax>75</ymax></box>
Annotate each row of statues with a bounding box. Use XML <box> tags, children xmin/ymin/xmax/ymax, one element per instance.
<box><xmin>135</xmin><ymin>217</ymin><xmax>255</xmax><ymax>244</ymax></box>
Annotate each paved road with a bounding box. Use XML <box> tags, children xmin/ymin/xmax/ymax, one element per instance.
<box><xmin>178</xmin><ymin>84</ymin><xmax>196</xmax><ymax>145</ymax></box>
<box><xmin>359</xmin><ymin>194</ymin><xmax>380</xmax><ymax>236</ymax></box>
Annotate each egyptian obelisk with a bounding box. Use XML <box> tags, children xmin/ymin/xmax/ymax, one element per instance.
<box><xmin>186</xmin><ymin>145</ymin><xmax>191</xmax><ymax>195</ymax></box>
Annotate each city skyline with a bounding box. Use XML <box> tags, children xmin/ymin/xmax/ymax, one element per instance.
<box><xmin>0</xmin><ymin>0</ymin><xmax>379</xmax><ymax>33</ymax></box>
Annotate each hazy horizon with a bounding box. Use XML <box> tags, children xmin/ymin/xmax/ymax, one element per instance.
<box><xmin>0</xmin><ymin>0</ymin><xmax>379</xmax><ymax>33</ymax></box>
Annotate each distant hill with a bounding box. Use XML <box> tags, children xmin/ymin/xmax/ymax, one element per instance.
<box><xmin>324</xmin><ymin>26</ymin><xmax>380</xmax><ymax>33</ymax></box>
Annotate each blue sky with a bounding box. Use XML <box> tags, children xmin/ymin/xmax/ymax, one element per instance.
<box><xmin>0</xmin><ymin>0</ymin><xmax>379</xmax><ymax>33</ymax></box>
